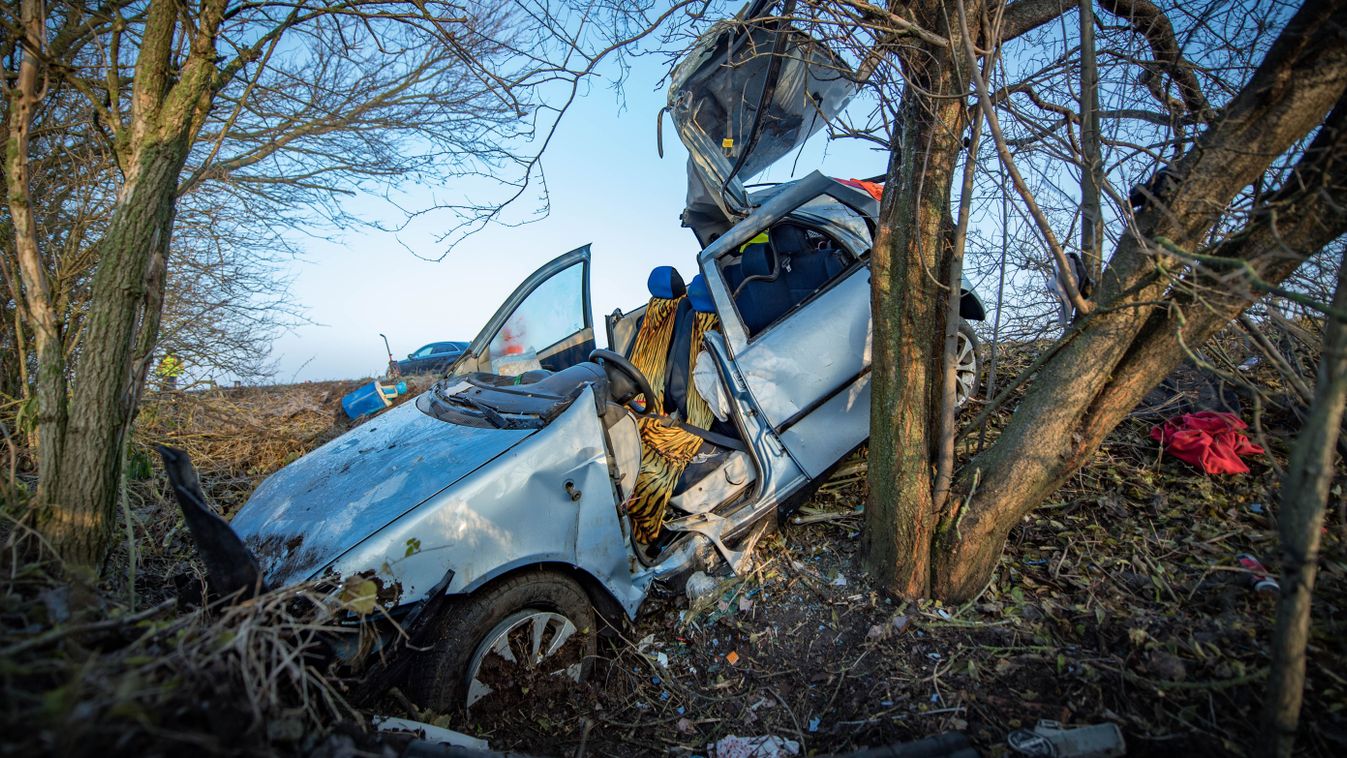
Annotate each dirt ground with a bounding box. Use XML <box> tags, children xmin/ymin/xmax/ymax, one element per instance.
<box><xmin>379</xmin><ymin>353</ymin><xmax>1347</xmax><ymax>756</ymax></box>
<box><xmin>440</xmin><ymin>421</ymin><xmax>1346</xmax><ymax>757</ymax></box>
<box><xmin>3</xmin><ymin>362</ymin><xmax>1345</xmax><ymax>757</ymax></box>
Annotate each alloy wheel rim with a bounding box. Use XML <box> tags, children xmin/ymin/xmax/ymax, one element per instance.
<box><xmin>464</xmin><ymin>610</ymin><xmax>583</xmax><ymax>710</ymax></box>
<box><xmin>954</xmin><ymin>331</ymin><xmax>977</xmax><ymax>408</ymax></box>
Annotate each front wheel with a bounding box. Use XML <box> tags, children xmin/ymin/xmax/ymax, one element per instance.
<box><xmin>406</xmin><ymin>571</ymin><xmax>597</xmax><ymax>714</ymax></box>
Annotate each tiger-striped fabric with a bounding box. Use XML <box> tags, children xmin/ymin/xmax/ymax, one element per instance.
<box><xmin>628</xmin><ymin>416</ymin><xmax>705</xmax><ymax>544</ymax></box>
<box><xmin>627</xmin><ymin>296</ymin><xmax>683</xmax><ymax>411</ymax></box>
<box><xmin>683</xmin><ymin>311</ymin><xmax>721</xmax><ymax>430</ymax></box>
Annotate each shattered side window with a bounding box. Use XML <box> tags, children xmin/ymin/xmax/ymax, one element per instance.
<box><xmin>488</xmin><ymin>262</ymin><xmax>585</xmax><ymax>366</ymax></box>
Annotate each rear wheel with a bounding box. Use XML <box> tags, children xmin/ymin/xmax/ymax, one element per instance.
<box><xmin>954</xmin><ymin>321</ymin><xmax>980</xmax><ymax>409</ymax></box>
<box><xmin>407</xmin><ymin>571</ymin><xmax>597</xmax><ymax>714</ymax></box>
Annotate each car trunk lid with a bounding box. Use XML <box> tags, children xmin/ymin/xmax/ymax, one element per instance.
<box><xmin>669</xmin><ymin>0</ymin><xmax>857</xmax><ymax>233</ymax></box>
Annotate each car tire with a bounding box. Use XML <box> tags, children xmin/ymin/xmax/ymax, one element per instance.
<box><xmin>406</xmin><ymin>571</ymin><xmax>597</xmax><ymax>714</ymax></box>
<box><xmin>954</xmin><ymin>320</ymin><xmax>981</xmax><ymax>409</ymax></box>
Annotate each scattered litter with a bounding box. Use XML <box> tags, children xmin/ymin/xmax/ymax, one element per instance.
<box><xmin>739</xmin><ymin>596</ymin><xmax>754</xmax><ymax>612</ymax></box>
<box><xmin>1008</xmin><ymin>720</ymin><xmax>1125</xmax><ymax>757</ymax></box>
<box><xmin>656</xmin><ymin>652</ymin><xmax>669</xmax><ymax>668</ymax></box>
<box><xmin>807</xmin><ymin>716</ymin><xmax>821</xmax><ymax>733</ymax></box>
<box><xmin>686</xmin><ymin>571</ymin><xmax>721</xmax><ymax>601</ymax></box>
<box><xmin>341</xmin><ymin>379</ymin><xmax>407</xmax><ymax>420</ymax></box>
<box><xmin>677</xmin><ymin>718</ymin><xmax>696</xmax><ymax>735</ymax></box>
<box><xmin>1248</xmin><ymin>502</ymin><xmax>1265</xmax><ymax>514</ymax></box>
<box><xmin>372</xmin><ymin>716</ymin><xmax>489</xmax><ymax>751</ymax></box>
<box><xmin>710</xmin><ymin>735</ymin><xmax>800</xmax><ymax>758</ymax></box>
<box><xmin>831</xmin><ymin>574</ymin><xmax>848</xmax><ymax>587</ymax></box>
<box><xmin>1236</xmin><ymin>553</ymin><xmax>1280</xmax><ymax>594</ymax></box>
<box><xmin>726</xmin><ymin>650</ymin><xmax>740</xmax><ymax>665</ymax></box>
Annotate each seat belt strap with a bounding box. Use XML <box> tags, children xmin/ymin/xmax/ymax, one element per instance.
<box><xmin>666</xmin><ymin>418</ymin><xmax>747</xmax><ymax>452</ymax></box>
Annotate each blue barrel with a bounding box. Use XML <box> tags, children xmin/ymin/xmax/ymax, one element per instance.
<box><xmin>342</xmin><ymin>380</ymin><xmax>408</xmax><ymax>420</ymax></box>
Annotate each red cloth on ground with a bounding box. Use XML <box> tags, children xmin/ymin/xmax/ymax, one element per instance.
<box><xmin>1150</xmin><ymin>411</ymin><xmax>1265</xmax><ymax>474</ymax></box>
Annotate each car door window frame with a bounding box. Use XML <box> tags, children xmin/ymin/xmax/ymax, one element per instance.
<box><xmin>696</xmin><ymin>172</ymin><xmax>878</xmax><ymax>356</ymax></box>
<box><xmin>452</xmin><ymin>246</ymin><xmax>593</xmax><ymax>377</ymax></box>
<box><xmin>713</xmin><ymin>221</ymin><xmax>863</xmax><ymax>344</ymax></box>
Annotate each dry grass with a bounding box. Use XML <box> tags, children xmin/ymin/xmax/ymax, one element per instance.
<box><xmin>0</xmin><ymin>518</ymin><xmax>366</xmax><ymax>757</ymax></box>
<box><xmin>0</xmin><ymin>329</ymin><xmax>1341</xmax><ymax>756</ymax></box>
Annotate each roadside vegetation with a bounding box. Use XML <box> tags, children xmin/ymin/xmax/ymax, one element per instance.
<box><xmin>4</xmin><ymin>0</ymin><xmax>1346</xmax><ymax>754</ymax></box>
<box><xmin>2</xmin><ymin>341</ymin><xmax>1343</xmax><ymax>755</ymax></box>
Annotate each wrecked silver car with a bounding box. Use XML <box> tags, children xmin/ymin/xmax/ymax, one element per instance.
<box><xmin>163</xmin><ymin>3</ymin><xmax>987</xmax><ymax>714</ymax></box>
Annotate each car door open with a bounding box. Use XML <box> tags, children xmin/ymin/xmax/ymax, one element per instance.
<box><xmin>451</xmin><ymin>246</ymin><xmax>594</xmax><ymax>377</ymax></box>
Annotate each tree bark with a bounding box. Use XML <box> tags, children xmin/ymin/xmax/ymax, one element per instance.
<box><xmin>32</xmin><ymin>0</ymin><xmax>228</xmax><ymax>567</ymax></box>
<box><xmin>44</xmin><ymin>140</ymin><xmax>187</xmax><ymax>564</ymax></box>
<box><xmin>5</xmin><ymin>0</ymin><xmax>69</xmax><ymax>508</ymax></box>
<box><xmin>863</xmin><ymin>0</ymin><xmax>978</xmax><ymax>598</ymax></box>
<box><xmin>1259</xmin><ymin>243</ymin><xmax>1347</xmax><ymax>758</ymax></box>
<box><xmin>931</xmin><ymin>0</ymin><xmax>1347</xmax><ymax>599</ymax></box>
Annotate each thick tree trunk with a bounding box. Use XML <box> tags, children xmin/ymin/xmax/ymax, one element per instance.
<box><xmin>42</xmin><ymin>139</ymin><xmax>187</xmax><ymax>565</ymax></box>
<box><xmin>931</xmin><ymin>0</ymin><xmax>1347</xmax><ymax>600</ymax></box>
<box><xmin>26</xmin><ymin>0</ymin><xmax>227</xmax><ymax>567</ymax></box>
<box><xmin>863</xmin><ymin>0</ymin><xmax>977</xmax><ymax>598</ymax></box>
<box><xmin>1259</xmin><ymin>254</ymin><xmax>1347</xmax><ymax>758</ymax></box>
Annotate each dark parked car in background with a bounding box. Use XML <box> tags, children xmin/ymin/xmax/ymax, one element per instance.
<box><xmin>397</xmin><ymin>341</ymin><xmax>469</xmax><ymax>375</ymax></box>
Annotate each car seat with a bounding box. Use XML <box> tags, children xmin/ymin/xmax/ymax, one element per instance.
<box><xmin>733</xmin><ymin>243</ymin><xmax>792</xmax><ymax>334</ymax></box>
<box><xmin>628</xmin><ymin>266</ymin><xmax>687</xmax><ymax>408</ymax></box>
<box><xmin>771</xmin><ymin>223</ymin><xmax>848</xmax><ymax>305</ymax></box>
<box><xmin>624</xmin><ymin>267</ymin><xmax>704</xmax><ymax>545</ymax></box>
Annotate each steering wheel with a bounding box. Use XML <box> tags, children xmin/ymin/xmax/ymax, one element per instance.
<box><xmin>588</xmin><ymin>349</ymin><xmax>657</xmax><ymax>416</ymax></box>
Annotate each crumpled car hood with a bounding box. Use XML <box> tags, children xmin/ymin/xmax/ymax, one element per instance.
<box><xmin>229</xmin><ymin>398</ymin><xmax>532</xmax><ymax>587</ymax></box>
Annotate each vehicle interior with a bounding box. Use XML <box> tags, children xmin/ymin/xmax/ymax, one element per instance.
<box><xmin>718</xmin><ymin>221</ymin><xmax>859</xmax><ymax>337</ymax></box>
<box><xmin>610</xmin><ymin>266</ymin><xmax>758</xmax><ymax>561</ymax></box>
<box><xmin>432</xmin><ymin>220</ymin><xmax>866</xmax><ymax>562</ymax></box>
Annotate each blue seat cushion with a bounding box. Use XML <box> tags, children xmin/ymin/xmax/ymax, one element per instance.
<box><xmin>735</xmin><ymin>245</ymin><xmax>791</xmax><ymax>333</ymax></box>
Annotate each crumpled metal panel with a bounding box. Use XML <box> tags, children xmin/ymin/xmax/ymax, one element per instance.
<box><xmin>325</xmin><ymin>386</ymin><xmax>646</xmax><ymax>616</ymax></box>
<box><xmin>670</xmin><ymin>8</ymin><xmax>856</xmax><ymax>221</ymax></box>
<box><xmin>230</xmin><ymin>399</ymin><xmax>531</xmax><ymax>587</ymax></box>
<box><xmin>734</xmin><ymin>263</ymin><xmax>871</xmax><ymax>427</ymax></box>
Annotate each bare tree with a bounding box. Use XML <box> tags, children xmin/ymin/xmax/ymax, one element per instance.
<box><xmin>1260</xmin><ymin>251</ymin><xmax>1347</xmax><ymax>758</ymax></box>
<box><xmin>774</xmin><ymin>0</ymin><xmax>1347</xmax><ymax>601</ymax></box>
<box><xmin>2</xmin><ymin>0</ymin><xmax>673</xmax><ymax>566</ymax></box>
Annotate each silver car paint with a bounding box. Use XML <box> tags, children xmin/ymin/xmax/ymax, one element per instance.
<box><xmin>323</xmin><ymin>386</ymin><xmax>646</xmax><ymax>615</ymax></box>
<box><xmin>229</xmin><ymin>172</ymin><xmax>958</xmax><ymax>626</ymax></box>
<box><xmin>733</xmin><ymin>264</ymin><xmax>872</xmax><ymax>478</ymax></box>
<box><xmin>230</xmin><ymin>400</ymin><xmax>532</xmax><ymax>587</ymax></box>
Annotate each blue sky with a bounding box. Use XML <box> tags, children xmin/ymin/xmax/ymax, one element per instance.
<box><xmin>268</xmin><ymin>51</ymin><xmax>884</xmax><ymax>382</ymax></box>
